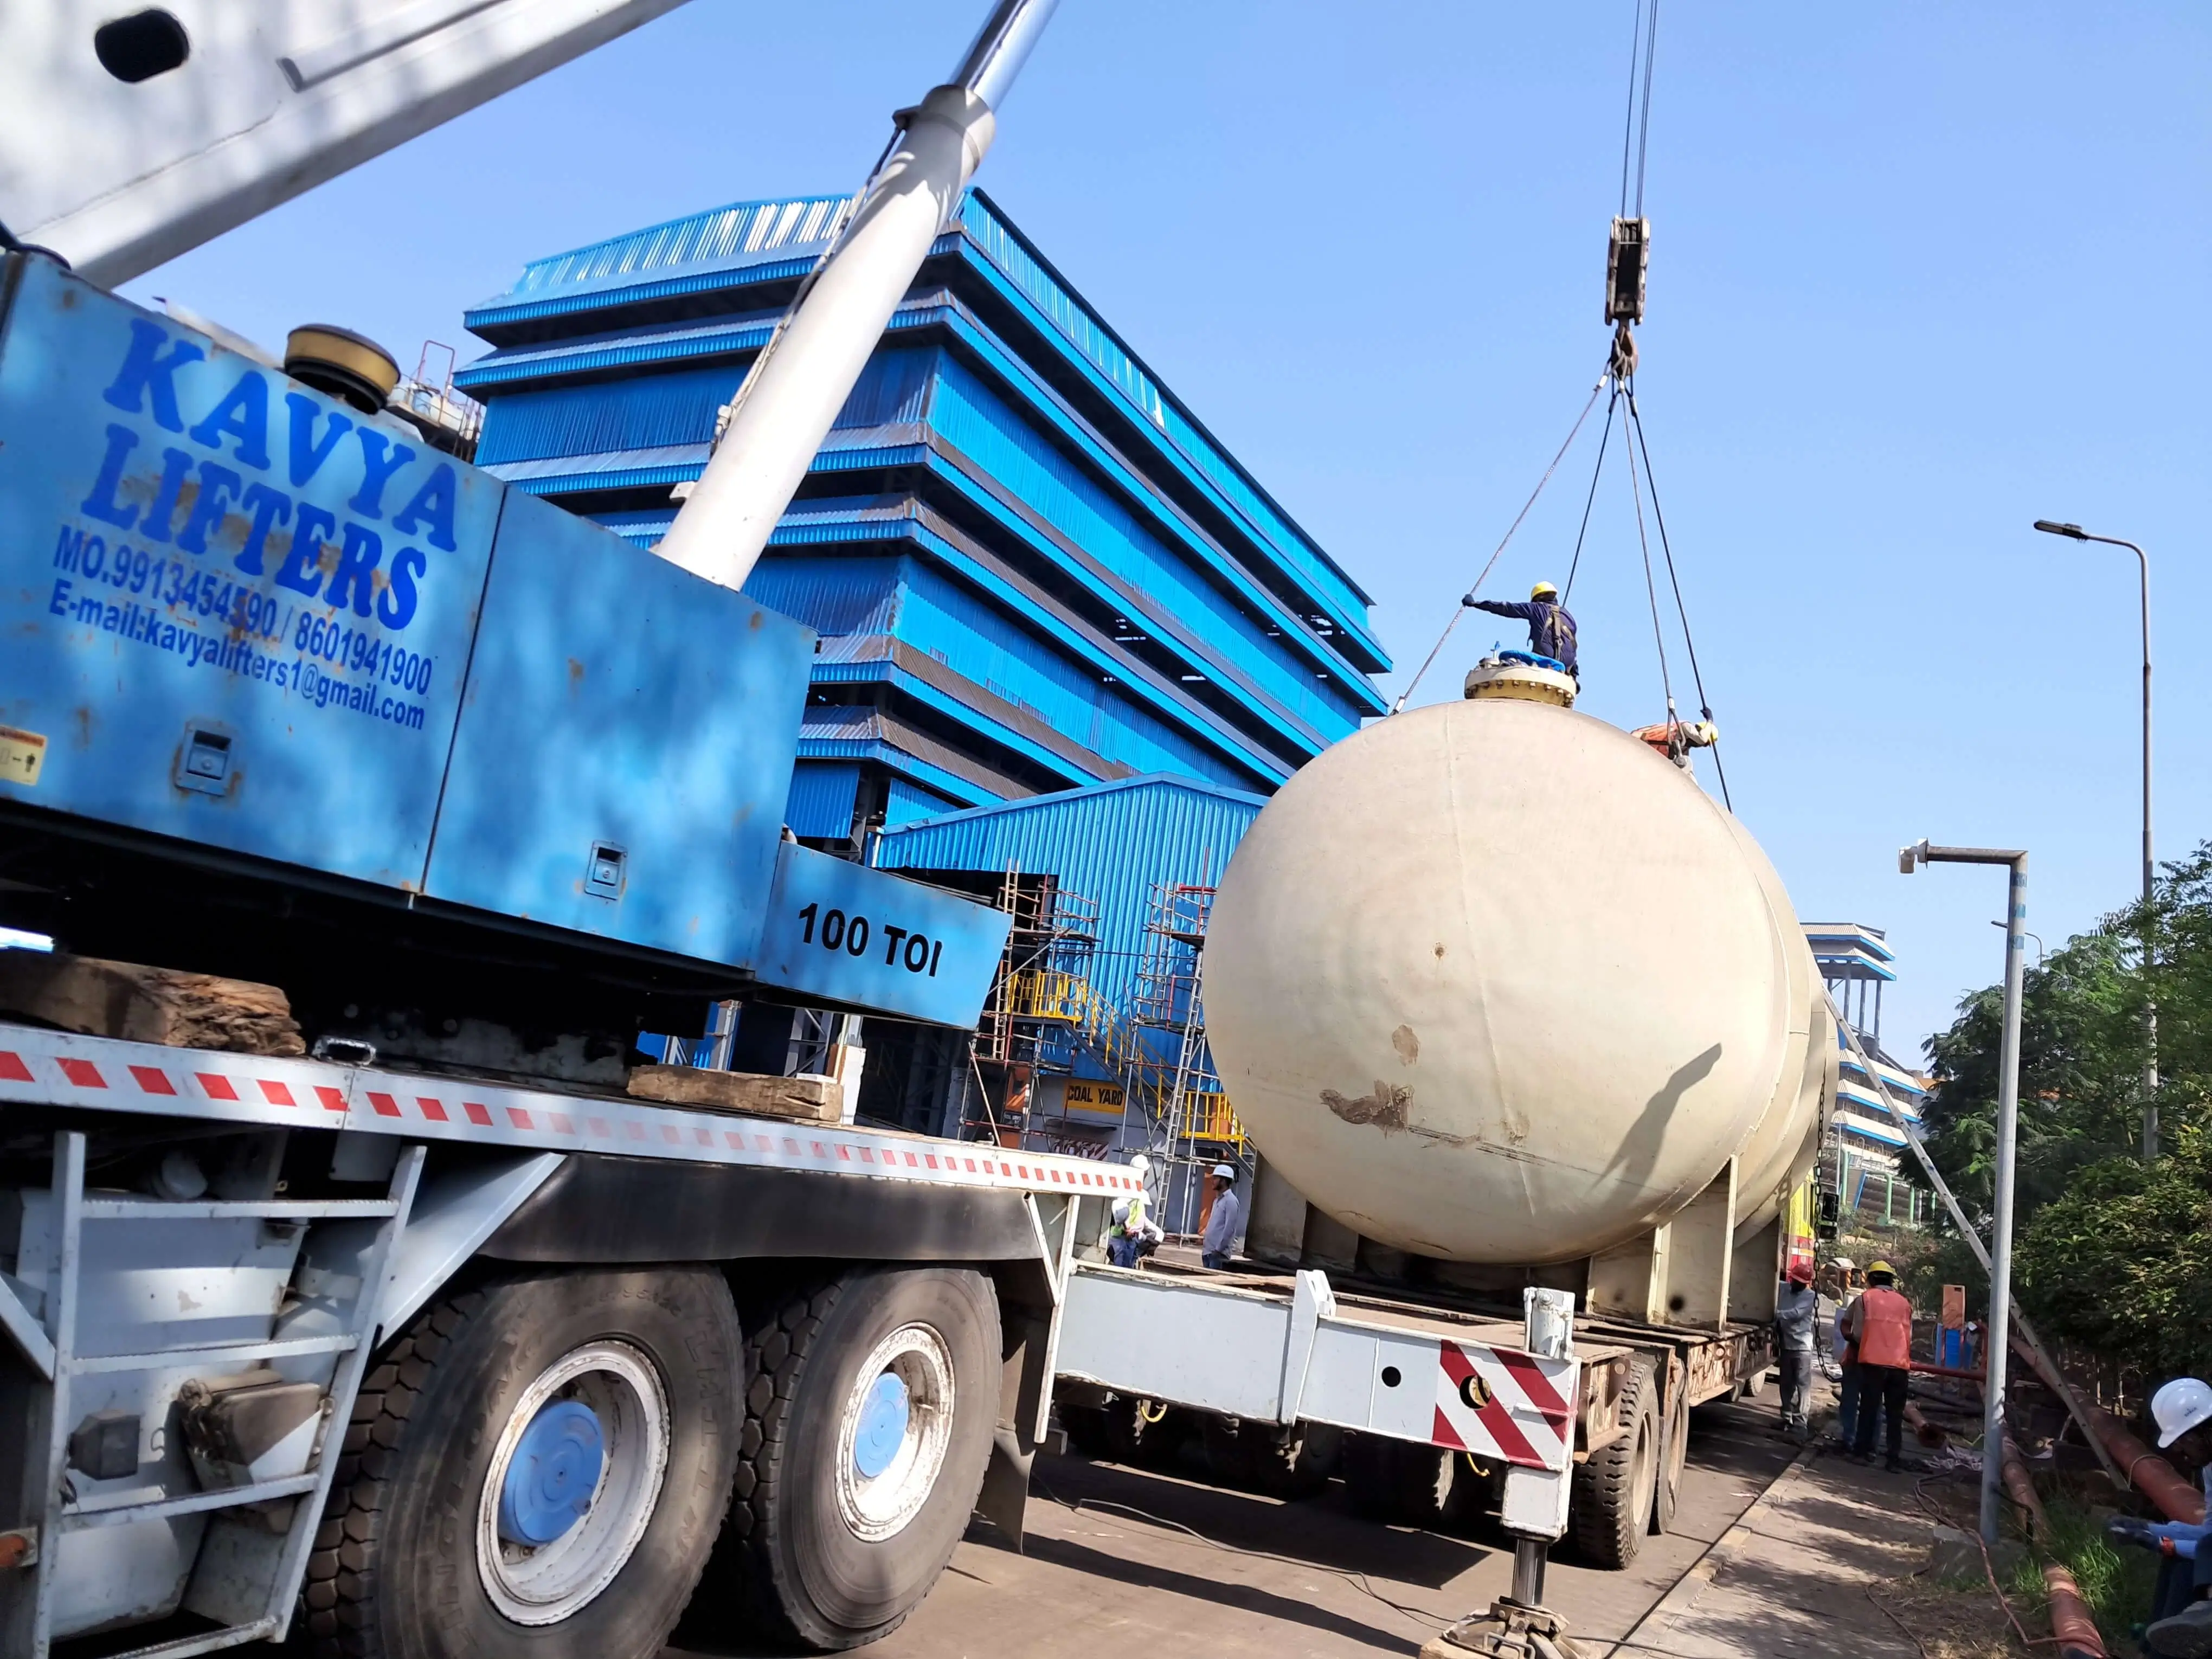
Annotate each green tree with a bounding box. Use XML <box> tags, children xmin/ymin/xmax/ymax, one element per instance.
<box><xmin>1917</xmin><ymin>840</ymin><xmax>2212</xmax><ymax>1377</ymax></box>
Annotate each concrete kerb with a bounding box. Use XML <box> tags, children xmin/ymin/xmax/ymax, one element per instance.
<box><xmin>1589</xmin><ymin>1439</ymin><xmax>1824</xmax><ymax>1658</ymax></box>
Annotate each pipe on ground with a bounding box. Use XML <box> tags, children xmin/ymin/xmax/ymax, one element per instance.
<box><xmin>2043</xmin><ymin>1562</ymin><xmax>2108</xmax><ymax>1659</ymax></box>
<box><xmin>2092</xmin><ymin>1411</ymin><xmax>2204</xmax><ymax>1525</ymax></box>
<box><xmin>2000</xmin><ymin>1436</ymin><xmax>2049</xmax><ymax>1536</ymax></box>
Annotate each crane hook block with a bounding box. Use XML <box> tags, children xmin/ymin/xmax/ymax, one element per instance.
<box><xmin>1605</xmin><ymin>215</ymin><xmax>1649</xmax><ymax>326</ymax></box>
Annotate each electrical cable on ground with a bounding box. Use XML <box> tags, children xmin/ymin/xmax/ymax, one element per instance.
<box><xmin>1388</xmin><ymin>370</ymin><xmax>1609</xmax><ymax>713</ymax></box>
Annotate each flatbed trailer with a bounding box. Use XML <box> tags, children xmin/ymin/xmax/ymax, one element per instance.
<box><xmin>1050</xmin><ymin>1251</ymin><xmax>1777</xmax><ymax>1571</ymax></box>
<box><xmin>0</xmin><ymin>1019</ymin><xmax>1628</xmax><ymax>1658</ymax></box>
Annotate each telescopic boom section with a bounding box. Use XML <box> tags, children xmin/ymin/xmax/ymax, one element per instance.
<box><xmin>651</xmin><ymin>0</ymin><xmax>1059</xmax><ymax>594</ymax></box>
<box><xmin>0</xmin><ymin>0</ymin><xmax>694</xmax><ymax>285</ymax></box>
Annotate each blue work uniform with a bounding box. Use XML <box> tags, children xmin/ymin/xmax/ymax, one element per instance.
<box><xmin>1471</xmin><ymin>599</ymin><xmax>1578</xmax><ymax>676</ymax></box>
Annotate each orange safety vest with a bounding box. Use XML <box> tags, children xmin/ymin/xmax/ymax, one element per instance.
<box><xmin>1854</xmin><ymin>1287</ymin><xmax>1913</xmax><ymax>1369</ymax></box>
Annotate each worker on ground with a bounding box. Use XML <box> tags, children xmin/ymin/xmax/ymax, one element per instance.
<box><xmin>1201</xmin><ymin>1162</ymin><xmax>1243</xmax><ymax>1270</ymax></box>
<box><xmin>1833</xmin><ymin>1297</ymin><xmax>1864</xmax><ymax>1449</ymax></box>
<box><xmin>1465</xmin><ymin>581</ymin><xmax>1578</xmax><ymax>678</ymax></box>
<box><xmin>1773</xmin><ymin>1260</ymin><xmax>1817</xmax><ymax>1441</ymax></box>
<box><xmin>1109</xmin><ymin>1153</ymin><xmax>1157</xmax><ymax>1269</ymax></box>
<box><xmin>2132</xmin><ymin>1377</ymin><xmax>2212</xmax><ymax>1656</ymax></box>
<box><xmin>1840</xmin><ymin>1259</ymin><xmax>1913</xmax><ymax>1471</ymax></box>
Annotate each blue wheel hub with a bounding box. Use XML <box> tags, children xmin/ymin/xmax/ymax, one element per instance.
<box><xmin>498</xmin><ymin>1399</ymin><xmax>606</xmax><ymax>1547</ymax></box>
<box><xmin>853</xmin><ymin>1372</ymin><xmax>911</xmax><ymax>1480</ymax></box>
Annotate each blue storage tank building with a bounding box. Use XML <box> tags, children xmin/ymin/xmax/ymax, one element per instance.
<box><xmin>456</xmin><ymin>189</ymin><xmax>1387</xmax><ymax>1156</ymax></box>
<box><xmin>455</xmin><ymin>189</ymin><xmax>1388</xmax><ymax>845</ymax></box>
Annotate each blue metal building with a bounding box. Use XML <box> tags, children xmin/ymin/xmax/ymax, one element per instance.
<box><xmin>456</xmin><ymin>189</ymin><xmax>1389</xmax><ymax>847</ymax></box>
<box><xmin>874</xmin><ymin>772</ymin><xmax>1263</xmax><ymax>1020</ymax></box>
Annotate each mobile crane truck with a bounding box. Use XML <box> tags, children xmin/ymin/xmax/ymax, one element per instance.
<box><xmin>0</xmin><ymin>4</ymin><xmax>1754</xmax><ymax>1657</ymax></box>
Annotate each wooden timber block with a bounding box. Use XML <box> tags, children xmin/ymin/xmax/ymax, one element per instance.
<box><xmin>626</xmin><ymin>1065</ymin><xmax>844</xmax><ymax>1124</ymax></box>
<box><xmin>0</xmin><ymin>952</ymin><xmax>306</xmax><ymax>1057</ymax></box>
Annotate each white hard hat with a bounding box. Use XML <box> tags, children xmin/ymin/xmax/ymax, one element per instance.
<box><xmin>1127</xmin><ymin>1153</ymin><xmax>1151</xmax><ymax>1178</ymax></box>
<box><xmin>1212</xmin><ymin>1163</ymin><xmax>1236</xmax><ymax>1180</ymax></box>
<box><xmin>2153</xmin><ymin>1377</ymin><xmax>2212</xmax><ymax>1448</ymax></box>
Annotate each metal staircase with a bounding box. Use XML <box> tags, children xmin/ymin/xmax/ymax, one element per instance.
<box><xmin>0</xmin><ymin>1132</ymin><xmax>423</xmax><ymax>1658</ymax></box>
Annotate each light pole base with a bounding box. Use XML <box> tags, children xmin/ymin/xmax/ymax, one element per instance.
<box><xmin>1418</xmin><ymin>1599</ymin><xmax>1585</xmax><ymax>1659</ymax></box>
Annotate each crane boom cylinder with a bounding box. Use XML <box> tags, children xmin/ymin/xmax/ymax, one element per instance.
<box><xmin>653</xmin><ymin>0</ymin><xmax>1058</xmax><ymax>594</ymax></box>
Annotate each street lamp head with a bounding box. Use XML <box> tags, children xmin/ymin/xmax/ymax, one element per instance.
<box><xmin>1899</xmin><ymin>840</ymin><xmax>1928</xmax><ymax>875</ymax></box>
<box><xmin>2033</xmin><ymin>519</ymin><xmax>2089</xmax><ymax>541</ymax></box>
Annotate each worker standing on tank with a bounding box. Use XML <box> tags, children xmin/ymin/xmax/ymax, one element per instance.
<box><xmin>1464</xmin><ymin>581</ymin><xmax>1578</xmax><ymax>678</ymax></box>
<box><xmin>1201</xmin><ymin>1163</ymin><xmax>1243</xmax><ymax>1270</ymax></box>
<box><xmin>1841</xmin><ymin>1260</ymin><xmax>1914</xmax><ymax>1470</ymax></box>
<box><xmin>1774</xmin><ymin>1261</ymin><xmax>1817</xmax><ymax>1441</ymax></box>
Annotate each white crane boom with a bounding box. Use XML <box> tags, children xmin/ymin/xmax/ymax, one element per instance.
<box><xmin>0</xmin><ymin>0</ymin><xmax>691</xmax><ymax>286</ymax></box>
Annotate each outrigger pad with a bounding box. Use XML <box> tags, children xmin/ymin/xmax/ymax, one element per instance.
<box><xmin>1419</xmin><ymin>1598</ymin><xmax>1586</xmax><ymax>1659</ymax></box>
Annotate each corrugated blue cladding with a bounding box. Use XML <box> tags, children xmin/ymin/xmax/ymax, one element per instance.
<box><xmin>953</xmin><ymin>193</ymin><xmax>1376</xmax><ymax>633</ymax></box>
<box><xmin>785</xmin><ymin>761</ymin><xmax>861</xmax><ymax>839</ymax></box>
<box><xmin>929</xmin><ymin>355</ymin><xmax>1351</xmax><ymax>747</ymax></box>
<box><xmin>475</xmin><ymin>364</ymin><xmax>738</xmax><ymax>466</ymax></box>
<box><xmin>889</xmin><ymin>558</ymin><xmax>1255</xmax><ymax>789</ymax></box>
<box><xmin>742</xmin><ymin>555</ymin><xmax>903</xmax><ymax>639</ymax></box>
<box><xmin>874</xmin><ymin>775</ymin><xmax>1262</xmax><ymax>1016</ymax></box>
<box><xmin>474</xmin><ymin>346</ymin><xmax>941</xmax><ymax>471</ymax></box>
<box><xmin>884</xmin><ymin>776</ymin><xmax>962</xmax><ymax>828</ymax></box>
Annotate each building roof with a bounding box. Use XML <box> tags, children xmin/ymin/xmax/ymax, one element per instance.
<box><xmin>458</xmin><ymin>188</ymin><xmax>1384</xmax><ymax>669</ymax></box>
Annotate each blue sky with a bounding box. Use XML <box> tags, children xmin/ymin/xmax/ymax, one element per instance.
<box><xmin>127</xmin><ymin>2</ymin><xmax>2212</xmax><ymax>1060</ymax></box>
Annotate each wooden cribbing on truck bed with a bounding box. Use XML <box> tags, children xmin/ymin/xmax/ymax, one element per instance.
<box><xmin>625</xmin><ymin>1064</ymin><xmax>843</xmax><ymax>1123</ymax></box>
<box><xmin>0</xmin><ymin>952</ymin><xmax>305</xmax><ymax>1056</ymax></box>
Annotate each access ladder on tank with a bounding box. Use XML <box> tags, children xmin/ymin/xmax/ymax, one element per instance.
<box><xmin>0</xmin><ymin>1131</ymin><xmax>423</xmax><ymax>1659</ymax></box>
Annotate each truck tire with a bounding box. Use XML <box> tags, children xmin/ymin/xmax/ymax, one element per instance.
<box><xmin>1651</xmin><ymin>1379</ymin><xmax>1689</xmax><ymax>1534</ymax></box>
<box><xmin>1201</xmin><ymin>1416</ymin><xmax>1342</xmax><ymax>1498</ymax></box>
<box><xmin>1572</xmin><ymin>1356</ymin><xmax>1658</xmax><ymax>1569</ymax></box>
<box><xmin>303</xmin><ymin>1266</ymin><xmax>742</xmax><ymax>1659</ymax></box>
<box><xmin>1343</xmin><ymin>1434</ymin><xmax>1464</xmax><ymax>1528</ymax></box>
<box><xmin>706</xmin><ymin>1266</ymin><xmax>999</xmax><ymax>1651</ymax></box>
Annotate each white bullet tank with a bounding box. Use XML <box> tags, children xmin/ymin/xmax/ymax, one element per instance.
<box><xmin>1206</xmin><ymin>696</ymin><xmax>1832</xmax><ymax>1265</ymax></box>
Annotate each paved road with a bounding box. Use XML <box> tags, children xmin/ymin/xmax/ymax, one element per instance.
<box><xmin>671</xmin><ymin>1398</ymin><xmax>1802</xmax><ymax>1658</ymax></box>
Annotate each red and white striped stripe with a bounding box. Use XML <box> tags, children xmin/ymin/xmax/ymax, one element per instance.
<box><xmin>1427</xmin><ymin>1339</ymin><xmax>1578</xmax><ymax>1471</ymax></box>
<box><xmin>0</xmin><ymin>1025</ymin><xmax>1142</xmax><ymax>1197</ymax></box>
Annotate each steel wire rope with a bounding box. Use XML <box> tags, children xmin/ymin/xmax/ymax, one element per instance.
<box><xmin>1617</xmin><ymin>0</ymin><xmax>1660</xmax><ymax>218</ymax></box>
<box><xmin>1624</xmin><ymin>387</ymin><xmax>1732</xmax><ymax>810</ymax></box>
<box><xmin>1620</xmin><ymin>382</ymin><xmax>1678</xmax><ymax>732</ymax></box>
<box><xmin>1632</xmin><ymin>1</ymin><xmax>1660</xmax><ymax>218</ymax></box>
<box><xmin>1561</xmin><ymin>386</ymin><xmax>1622</xmax><ymax>603</ymax></box>
<box><xmin>1387</xmin><ymin>371</ymin><xmax>1609</xmax><ymax>714</ymax></box>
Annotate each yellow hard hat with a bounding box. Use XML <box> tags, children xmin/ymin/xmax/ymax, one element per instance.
<box><xmin>1530</xmin><ymin>581</ymin><xmax>1559</xmax><ymax>601</ymax></box>
<box><xmin>1867</xmin><ymin>1259</ymin><xmax>1894</xmax><ymax>1277</ymax></box>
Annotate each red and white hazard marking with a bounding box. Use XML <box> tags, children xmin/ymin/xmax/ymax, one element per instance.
<box><xmin>0</xmin><ymin>1024</ymin><xmax>1141</xmax><ymax>1198</ymax></box>
<box><xmin>1429</xmin><ymin>1339</ymin><xmax>1578</xmax><ymax>1471</ymax></box>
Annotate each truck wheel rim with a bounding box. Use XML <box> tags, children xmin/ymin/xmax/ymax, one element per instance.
<box><xmin>476</xmin><ymin>1340</ymin><xmax>671</xmax><ymax>1625</ymax></box>
<box><xmin>834</xmin><ymin>1323</ymin><xmax>955</xmax><ymax>1542</ymax></box>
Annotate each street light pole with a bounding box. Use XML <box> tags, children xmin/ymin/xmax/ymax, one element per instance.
<box><xmin>1902</xmin><ymin>839</ymin><xmax>2027</xmax><ymax>1551</ymax></box>
<box><xmin>2034</xmin><ymin>520</ymin><xmax>2156</xmax><ymax>1159</ymax></box>
<box><xmin>1988</xmin><ymin>918</ymin><xmax>2044</xmax><ymax>966</ymax></box>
